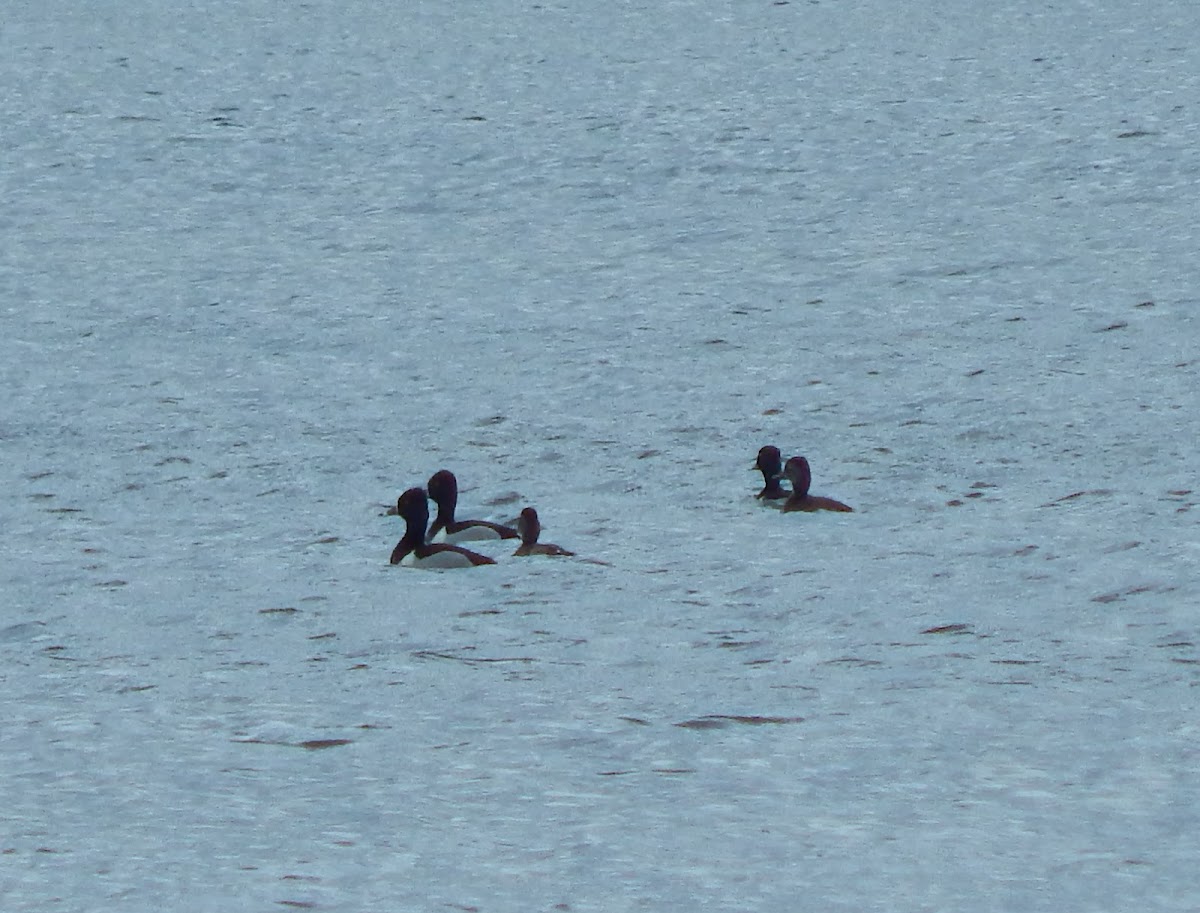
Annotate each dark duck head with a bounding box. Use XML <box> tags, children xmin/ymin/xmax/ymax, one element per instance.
<box><xmin>753</xmin><ymin>445</ymin><xmax>789</xmax><ymax>500</ymax></box>
<box><xmin>390</xmin><ymin>487</ymin><xmax>497</xmax><ymax>567</ymax></box>
<box><xmin>426</xmin><ymin>469</ymin><xmax>518</xmax><ymax>542</ymax></box>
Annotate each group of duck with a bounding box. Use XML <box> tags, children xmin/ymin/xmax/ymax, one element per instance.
<box><xmin>389</xmin><ymin>449</ymin><xmax>851</xmax><ymax>569</ymax></box>
<box><xmin>752</xmin><ymin>446</ymin><xmax>854</xmax><ymax>513</ymax></box>
<box><xmin>388</xmin><ymin>470</ymin><xmax>574</xmax><ymax>569</ymax></box>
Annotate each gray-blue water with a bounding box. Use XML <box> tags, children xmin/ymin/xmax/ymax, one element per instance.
<box><xmin>4</xmin><ymin>2</ymin><xmax>1199</xmax><ymax>910</ymax></box>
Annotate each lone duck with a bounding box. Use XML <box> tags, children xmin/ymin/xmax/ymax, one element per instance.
<box><xmin>512</xmin><ymin>507</ymin><xmax>575</xmax><ymax>557</ymax></box>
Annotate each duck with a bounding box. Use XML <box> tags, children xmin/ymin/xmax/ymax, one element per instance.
<box><xmin>389</xmin><ymin>487</ymin><xmax>497</xmax><ymax>567</ymax></box>
<box><xmin>426</xmin><ymin>469</ymin><xmax>519</xmax><ymax>543</ymax></box>
<box><xmin>512</xmin><ymin>507</ymin><xmax>575</xmax><ymax>557</ymax></box>
<box><xmin>781</xmin><ymin>456</ymin><xmax>854</xmax><ymax>513</ymax></box>
<box><xmin>753</xmin><ymin>445</ymin><xmax>790</xmax><ymax>502</ymax></box>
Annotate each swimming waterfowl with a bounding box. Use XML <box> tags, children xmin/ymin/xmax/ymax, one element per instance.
<box><xmin>753</xmin><ymin>445</ymin><xmax>790</xmax><ymax>501</ymax></box>
<box><xmin>781</xmin><ymin>456</ymin><xmax>854</xmax><ymax>513</ymax></box>
<box><xmin>390</xmin><ymin>487</ymin><xmax>497</xmax><ymax>567</ymax></box>
<box><xmin>512</xmin><ymin>507</ymin><xmax>575</xmax><ymax>557</ymax></box>
<box><xmin>426</xmin><ymin>469</ymin><xmax>519</xmax><ymax>543</ymax></box>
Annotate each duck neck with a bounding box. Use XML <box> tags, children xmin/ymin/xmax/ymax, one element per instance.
<box><xmin>391</xmin><ymin>523</ymin><xmax>422</xmax><ymax>564</ymax></box>
<box><xmin>392</xmin><ymin>506</ymin><xmax>430</xmax><ymax>563</ymax></box>
<box><xmin>518</xmin><ymin>514</ymin><xmax>540</xmax><ymax>547</ymax></box>
<box><xmin>427</xmin><ymin>497</ymin><xmax>455</xmax><ymax>538</ymax></box>
<box><xmin>760</xmin><ymin>475</ymin><xmax>786</xmax><ymax>498</ymax></box>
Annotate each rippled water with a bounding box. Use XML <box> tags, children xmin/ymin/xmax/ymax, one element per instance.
<box><xmin>3</xmin><ymin>2</ymin><xmax>1199</xmax><ymax>910</ymax></box>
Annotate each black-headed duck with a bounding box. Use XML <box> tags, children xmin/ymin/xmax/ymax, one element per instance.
<box><xmin>390</xmin><ymin>487</ymin><xmax>497</xmax><ymax>568</ymax></box>
<box><xmin>753</xmin><ymin>445</ymin><xmax>790</xmax><ymax>502</ymax></box>
<box><xmin>426</xmin><ymin>469</ymin><xmax>519</xmax><ymax>543</ymax></box>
